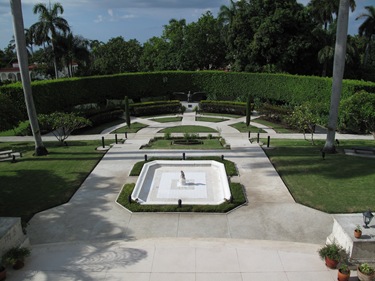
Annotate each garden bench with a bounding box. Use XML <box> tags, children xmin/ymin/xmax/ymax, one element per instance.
<box><xmin>352</xmin><ymin>147</ymin><xmax>375</xmax><ymax>155</ymax></box>
<box><xmin>0</xmin><ymin>150</ymin><xmax>14</xmax><ymax>158</ymax></box>
<box><xmin>0</xmin><ymin>150</ymin><xmax>22</xmax><ymax>161</ymax></box>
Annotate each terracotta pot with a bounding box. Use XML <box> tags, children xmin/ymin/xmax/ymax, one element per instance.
<box><xmin>12</xmin><ymin>260</ymin><xmax>24</xmax><ymax>270</ymax></box>
<box><xmin>338</xmin><ymin>269</ymin><xmax>350</xmax><ymax>281</ymax></box>
<box><xmin>0</xmin><ymin>266</ymin><xmax>6</xmax><ymax>281</ymax></box>
<box><xmin>357</xmin><ymin>266</ymin><xmax>375</xmax><ymax>281</ymax></box>
<box><xmin>354</xmin><ymin>229</ymin><xmax>362</xmax><ymax>239</ymax></box>
<box><xmin>325</xmin><ymin>256</ymin><xmax>339</xmax><ymax>269</ymax></box>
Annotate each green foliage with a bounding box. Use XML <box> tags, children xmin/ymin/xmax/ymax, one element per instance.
<box><xmin>286</xmin><ymin>103</ymin><xmax>318</xmax><ymax>143</ymax></box>
<box><xmin>339</xmin><ymin>91</ymin><xmax>375</xmax><ymax>137</ymax></box>
<box><xmin>38</xmin><ymin>112</ymin><xmax>91</xmax><ymax>143</ymax></box>
<box><xmin>2</xmin><ymin>247</ymin><xmax>31</xmax><ymax>265</ymax></box>
<box><xmin>358</xmin><ymin>263</ymin><xmax>375</xmax><ymax>276</ymax></box>
<box><xmin>1</xmin><ymin>72</ymin><xmax>374</xmax><ymax>127</ymax></box>
<box><xmin>200</xmin><ymin>100</ymin><xmax>246</xmax><ymax>115</ymax></box>
<box><xmin>130</xmin><ymin>100</ymin><xmax>182</xmax><ymax>116</ymax></box>
<box><xmin>318</xmin><ymin>243</ymin><xmax>347</xmax><ymax>262</ymax></box>
<box><xmin>0</xmin><ymin>93</ymin><xmax>23</xmax><ymax>131</ymax></box>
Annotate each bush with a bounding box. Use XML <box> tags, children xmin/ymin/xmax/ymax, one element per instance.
<box><xmin>130</xmin><ymin>100</ymin><xmax>182</xmax><ymax>116</ymax></box>
<box><xmin>339</xmin><ymin>91</ymin><xmax>375</xmax><ymax>138</ymax></box>
<box><xmin>199</xmin><ymin>100</ymin><xmax>247</xmax><ymax>115</ymax></box>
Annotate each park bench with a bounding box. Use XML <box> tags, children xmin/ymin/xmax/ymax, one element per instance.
<box><xmin>0</xmin><ymin>150</ymin><xmax>22</xmax><ymax>161</ymax></box>
<box><xmin>352</xmin><ymin>147</ymin><xmax>375</xmax><ymax>155</ymax></box>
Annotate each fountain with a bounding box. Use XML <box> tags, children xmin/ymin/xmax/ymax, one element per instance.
<box><xmin>131</xmin><ymin>160</ymin><xmax>231</xmax><ymax>205</ymax></box>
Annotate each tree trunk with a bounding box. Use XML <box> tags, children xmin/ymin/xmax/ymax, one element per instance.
<box><xmin>323</xmin><ymin>0</ymin><xmax>349</xmax><ymax>153</ymax></box>
<box><xmin>10</xmin><ymin>0</ymin><xmax>48</xmax><ymax>156</ymax></box>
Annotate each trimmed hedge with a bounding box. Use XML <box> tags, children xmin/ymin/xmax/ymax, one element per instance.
<box><xmin>199</xmin><ymin>100</ymin><xmax>246</xmax><ymax>115</ymax></box>
<box><xmin>130</xmin><ymin>100</ymin><xmax>182</xmax><ymax>116</ymax></box>
<box><xmin>1</xmin><ymin>71</ymin><xmax>374</xmax><ymax>123</ymax></box>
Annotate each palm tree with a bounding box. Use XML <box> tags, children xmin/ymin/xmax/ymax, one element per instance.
<box><xmin>323</xmin><ymin>0</ymin><xmax>350</xmax><ymax>153</ymax></box>
<box><xmin>56</xmin><ymin>33</ymin><xmax>90</xmax><ymax>77</ymax></box>
<box><xmin>356</xmin><ymin>6</ymin><xmax>375</xmax><ymax>66</ymax></box>
<box><xmin>10</xmin><ymin>0</ymin><xmax>48</xmax><ymax>156</ymax></box>
<box><xmin>309</xmin><ymin>0</ymin><xmax>355</xmax><ymax>30</ymax></box>
<box><xmin>30</xmin><ymin>2</ymin><xmax>70</xmax><ymax>78</ymax></box>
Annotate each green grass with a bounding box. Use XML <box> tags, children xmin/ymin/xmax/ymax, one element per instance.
<box><xmin>110</xmin><ymin>122</ymin><xmax>148</xmax><ymax>134</ymax></box>
<box><xmin>0</xmin><ymin>140</ymin><xmax>108</xmax><ymax>222</ymax></box>
<box><xmin>144</xmin><ymin>138</ymin><xmax>226</xmax><ymax>150</ymax></box>
<box><xmin>129</xmin><ymin>156</ymin><xmax>238</xmax><ymax>176</ymax></box>
<box><xmin>230</xmin><ymin>122</ymin><xmax>267</xmax><ymax>133</ymax></box>
<box><xmin>196</xmin><ymin>116</ymin><xmax>229</xmax><ymax>122</ymax></box>
<box><xmin>117</xmin><ymin>182</ymin><xmax>246</xmax><ymax>213</ymax></box>
<box><xmin>263</xmin><ymin>139</ymin><xmax>375</xmax><ymax>213</ymax></box>
<box><xmin>253</xmin><ymin>117</ymin><xmax>297</xmax><ymax>133</ymax></box>
<box><xmin>159</xmin><ymin>125</ymin><xmax>217</xmax><ymax>133</ymax></box>
<box><xmin>151</xmin><ymin>117</ymin><xmax>182</xmax><ymax>123</ymax></box>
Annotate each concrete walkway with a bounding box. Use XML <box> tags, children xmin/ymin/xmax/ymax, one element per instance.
<box><xmin>2</xmin><ymin>112</ymin><xmax>370</xmax><ymax>281</ymax></box>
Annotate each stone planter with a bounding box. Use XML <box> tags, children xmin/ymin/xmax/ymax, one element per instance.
<box><xmin>357</xmin><ymin>266</ymin><xmax>375</xmax><ymax>281</ymax></box>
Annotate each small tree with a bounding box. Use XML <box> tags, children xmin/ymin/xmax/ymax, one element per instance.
<box><xmin>287</xmin><ymin>104</ymin><xmax>318</xmax><ymax>144</ymax></box>
<box><xmin>38</xmin><ymin>112</ymin><xmax>91</xmax><ymax>144</ymax></box>
<box><xmin>124</xmin><ymin>96</ymin><xmax>131</xmax><ymax>128</ymax></box>
<box><xmin>339</xmin><ymin>91</ymin><xmax>375</xmax><ymax>139</ymax></box>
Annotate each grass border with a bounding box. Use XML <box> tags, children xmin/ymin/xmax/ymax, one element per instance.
<box><xmin>117</xmin><ymin>182</ymin><xmax>246</xmax><ymax>213</ymax></box>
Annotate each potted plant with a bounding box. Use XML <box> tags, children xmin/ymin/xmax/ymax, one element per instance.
<box><xmin>338</xmin><ymin>263</ymin><xmax>351</xmax><ymax>281</ymax></box>
<box><xmin>355</xmin><ymin>225</ymin><xmax>362</xmax><ymax>238</ymax></box>
<box><xmin>357</xmin><ymin>263</ymin><xmax>375</xmax><ymax>281</ymax></box>
<box><xmin>1</xmin><ymin>247</ymin><xmax>31</xmax><ymax>270</ymax></box>
<box><xmin>318</xmin><ymin>242</ymin><xmax>346</xmax><ymax>269</ymax></box>
<box><xmin>0</xmin><ymin>265</ymin><xmax>6</xmax><ymax>281</ymax></box>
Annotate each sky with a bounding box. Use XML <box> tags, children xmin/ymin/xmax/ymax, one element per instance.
<box><xmin>0</xmin><ymin>0</ymin><xmax>372</xmax><ymax>50</ymax></box>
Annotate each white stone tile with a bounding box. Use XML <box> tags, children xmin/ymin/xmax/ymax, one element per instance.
<box><xmin>197</xmin><ymin>272</ymin><xmax>243</xmax><ymax>281</ymax></box>
<box><xmin>105</xmin><ymin>272</ymin><xmax>150</xmax><ymax>281</ymax></box>
<box><xmin>151</xmin><ymin>247</ymin><xmax>195</xmax><ymax>272</ymax></box>
<box><xmin>278</xmin><ymin>250</ymin><xmax>327</xmax><ymax>272</ymax></box>
<box><xmin>150</xmin><ymin>273</ymin><xmax>195</xmax><ymax>281</ymax></box>
<box><xmin>237</xmin><ymin>248</ymin><xmax>284</xmax><ymax>272</ymax></box>
<box><xmin>286</xmin><ymin>271</ymin><xmax>335</xmax><ymax>281</ymax></box>
<box><xmin>196</xmin><ymin>247</ymin><xmax>240</xmax><ymax>272</ymax></box>
<box><xmin>242</xmin><ymin>272</ymin><xmax>289</xmax><ymax>281</ymax></box>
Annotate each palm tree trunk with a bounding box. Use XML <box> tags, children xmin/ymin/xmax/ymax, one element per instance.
<box><xmin>10</xmin><ymin>0</ymin><xmax>48</xmax><ymax>156</ymax></box>
<box><xmin>323</xmin><ymin>0</ymin><xmax>350</xmax><ymax>153</ymax></box>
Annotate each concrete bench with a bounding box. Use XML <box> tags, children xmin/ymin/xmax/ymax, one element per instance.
<box><xmin>352</xmin><ymin>147</ymin><xmax>375</xmax><ymax>155</ymax></box>
<box><xmin>0</xmin><ymin>150</ymin><xmax>13</xmax><ymax>158</ymax></box>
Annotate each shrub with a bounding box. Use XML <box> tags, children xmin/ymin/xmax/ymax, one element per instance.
<box><xmin>199</xmin><ymin>100</ymin><xmax>246</xmax><ymax>115</ymax></box>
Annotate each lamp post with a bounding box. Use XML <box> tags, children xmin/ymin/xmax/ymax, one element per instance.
<box><xmin>363</xmin><ymin>210</ymin><xmax>374</xmax><ymax>228</ymax></box>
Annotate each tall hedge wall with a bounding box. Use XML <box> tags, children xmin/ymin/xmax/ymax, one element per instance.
<box><xmin>1</xmin><ymin>71</ymin><xmax>374</xmax><ymax>117</ymax></box>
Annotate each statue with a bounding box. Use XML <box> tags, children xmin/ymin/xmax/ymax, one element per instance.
<box><xmin>179</xmin><ymin>170</ymin><xmax>186</xmax><ymax>186</ymax></box>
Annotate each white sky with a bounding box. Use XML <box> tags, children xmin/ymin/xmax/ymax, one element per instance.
<box><xmin>0</xmin><ymin>0</ymin><xmax>371</xmax><ymax>50</ymax></box>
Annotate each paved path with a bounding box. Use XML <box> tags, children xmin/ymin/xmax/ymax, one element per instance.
<box><xmin>2</xmin><ymin>112</ymin><xmax>370</xmax><ymax>281</ymax></box>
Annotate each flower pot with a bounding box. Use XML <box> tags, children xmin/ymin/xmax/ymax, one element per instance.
<box><xmin>0</xmin><ymin>266</ymin><xmax>6</xmax><ymax>281</ymax></box>
<box><xmin>354</xmin><ymin>229</ymin><xmax>362</xmax><ymax>239</ymax></box>
<box><xmin>338</xmin><ymin>269</ymin><xmax>350</xmax><ymax>281</ymax></box>
<box><xmin>325</xmin><ymin>256</ymin><xmax>339</xmax><ymax>269</ymax></box>
<box><xmin>357</xmin><ymin>266</ymin><xmax>375</xmax><ymax>281</ymax></box>
<box><xmin>12</xmin><ymin>260</ymin><xmax>24</xmax><ymax>270</ymax></box>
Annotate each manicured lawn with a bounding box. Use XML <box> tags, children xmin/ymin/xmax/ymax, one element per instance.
<box><xmin>230</xmin><ymin>122</ymin><xmax>267</xmax><ymax>133</ymax></box>
<box><xmin>253</xmin><ymin>117</ymin><xmax>297</xmax><ymax>133</ymax></box>
<box><xmin>151</xmin><ymin>117</ymin><xmax>182</xmax><ymax>123</ymax></box>
<box><xmin>0</xmin><ymin>141</ymin><xmax>108</xmax><ymax>222</ymax></box>
<box><xmin>263</xmin><ymin>139</ymin><xmax>375</xmax><ymax>213</ymax></box>
<box><xmin>159</xmin><ymin>125</ymin><xmax>217</xmax><ymax>133</ymax></box>
<box><xmin>110</xmin><ymin>122</ymin><xmax>148</xmax><ymax>134</ymax></box>
<box><xmin>144</xmin><ymin>138</ymin><xmax>227</xmax><ymax>150</ymax></box>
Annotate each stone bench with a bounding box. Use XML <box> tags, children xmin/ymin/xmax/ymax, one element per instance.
<box><xmin>0</xmin><ymin>150</ymin><xmax>22</xmax><ymax>162</ymax></box>
<box><xmin>352</xmin><ymin>147</ymin><xmax>375</xmax><ymax>155</ymax></box>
